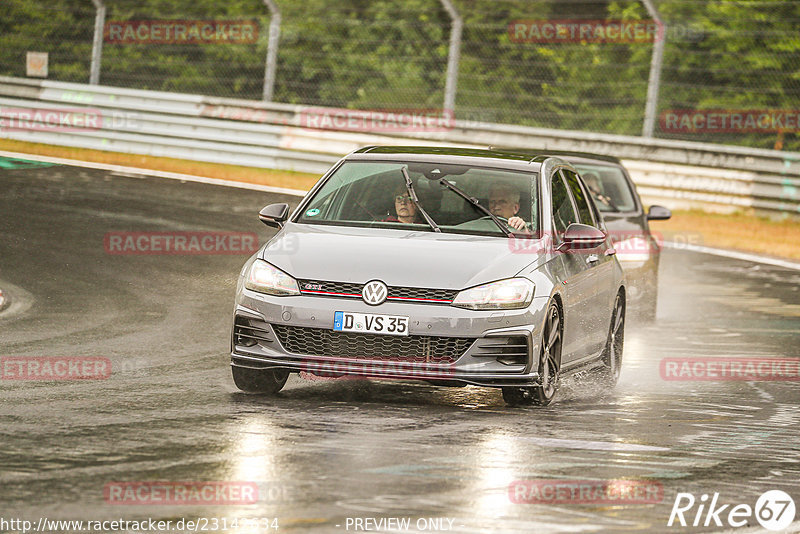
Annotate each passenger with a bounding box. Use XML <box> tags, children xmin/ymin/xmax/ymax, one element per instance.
<box><xmin>384</xmin><ymin>187</ymin><xmax>421</xmax><ymax>224</ymax></box>
<box><xmin>488</xmin><ymin>183</ymin><xmax>529</xmax><ymax>233</ymax></box>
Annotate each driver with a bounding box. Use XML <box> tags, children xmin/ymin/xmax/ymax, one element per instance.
<box><xmin>582</xmin><ymin>171</ymin><xmax>613</xmax><ymax>210</ymax></box>
<box><xmin>488</xmin><ymin>183</ymin><xmax>529</xmax><ymax>233</ymax></box>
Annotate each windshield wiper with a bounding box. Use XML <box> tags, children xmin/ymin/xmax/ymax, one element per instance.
<box><xmin>401</xmin><ymin>167</ymin><xmax>441</xmax><ymax>233</ymax></box>
<box><xmin>436</xmin><ymin>177</ymin><xmax>515</xmax><ymax>238</ymax></box>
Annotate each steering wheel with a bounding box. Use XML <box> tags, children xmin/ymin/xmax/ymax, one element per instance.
<box><xmin>479</xmin><ymin>215</ymin><xmax>508</xmax><ymax>223</ymax></box>
<box><xmin>480</xmin><ymin>215</ymin><xmax>532</xmax><ymax>234</ymax></box>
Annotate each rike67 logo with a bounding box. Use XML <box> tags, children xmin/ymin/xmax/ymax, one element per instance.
<box><xmin>668</xmin><ymin>490</ymin><xmax>795</xmax><ymax>530</ymax></box>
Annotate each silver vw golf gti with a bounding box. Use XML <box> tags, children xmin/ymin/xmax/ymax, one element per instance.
<box><xmin>231</xmin><ymin>147</ymin><xmax>625</xmax><ymax>405</ymax></box>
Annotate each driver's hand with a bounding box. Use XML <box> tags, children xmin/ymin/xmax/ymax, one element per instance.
<box><xmin>507</xmin><ymin>216</ymin><xmax>529</xmax><ymax>233</ymax></box>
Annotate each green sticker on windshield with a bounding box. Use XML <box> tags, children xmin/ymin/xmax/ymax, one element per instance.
<box><xmin>306</xmin><ymin>208</ymin><xmax>320</xmax><ymax>217</ymax></box>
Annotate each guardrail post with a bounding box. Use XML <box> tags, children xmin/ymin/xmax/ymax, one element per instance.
<box><xmin>90</xmin><ymin>0</ymin><xmax>106</xmax><ymax>85</ymax></box>
<box><xmin>641</xmin><ymin>0</ymin><xmax>664</xmax><ymax>138</ymax></box>
<box><xmin>439</xmin><ymin>0</ymin><xmax>462</xmax><ymax>114</ymax></box>
<box><xmin>262</xmin><ymin>0</ymin><xmax>281</xmax><ymax>102</ymax></box>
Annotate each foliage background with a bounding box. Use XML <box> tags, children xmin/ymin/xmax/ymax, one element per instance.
<box><xmin>1</xmin><ymin>0</ymin><xmax>798</xmax><ymax>150</ymax></box>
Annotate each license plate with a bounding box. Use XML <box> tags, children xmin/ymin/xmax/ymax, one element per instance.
<box><xmin>333</xmin><ymin>311</ymin><xmax>409</xmax><ymax>336</ymax></box>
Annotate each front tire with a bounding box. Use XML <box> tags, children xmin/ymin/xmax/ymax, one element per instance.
<box><xmin>232</xmin><ymin>365</ymin><xmax>289</xmax><ymax>394</ymax></box>
<box><xmin>502</xmin><ymin>302</ymin><xmax>562</xmax><ymax>406</ymax></box>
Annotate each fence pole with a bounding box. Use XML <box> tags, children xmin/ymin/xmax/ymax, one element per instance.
<box><xmin>641</xmin><ymin>0</ymin><xmax>664</xmax><ymax>138</ymax></box>
<box><xmin>90</xmin><ymin>0</ymin><xmax>106</xmax><ymax>85</ymax></box>
<box><xmin>439</xmin><ymin>0</ymin><xmax>462</xmax><ymax>113</ymax></box>
<box><xmin>262</xmin><ymin>0</ymin><xmax>281</xmax><ymax>102</ymax></box>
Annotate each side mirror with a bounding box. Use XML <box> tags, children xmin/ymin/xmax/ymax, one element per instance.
<box><xmin>647</xmin><ymin>205</ymin><xmax>672</xmax><ymax>221</ymax></box>
<box><xmin>558</xmin><ymin>223</ymin><xmax>606</xmax><ymax>251</ymax></box>
<box><xmin>258</xmin><ymin>203</ymin><xmax>289</xmax><ymax>228</ymax></box>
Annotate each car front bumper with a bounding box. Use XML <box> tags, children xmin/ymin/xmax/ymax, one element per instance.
<box><xmin>230</xmin><ymin>289</ymin><xmax>550</xmax><ymax>387</ymax></box>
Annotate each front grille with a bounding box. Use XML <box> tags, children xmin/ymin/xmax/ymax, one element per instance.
<box><xmin>298</xmin><ymin>280</ymin><xmax>362</xmax><ymax>297</ymax></box>
<box><xmin>389</xmin><ymin>286</ymin><xmax>458</xmax><ymax>302</ymax></box>
<box><xmin>297</xmin><ymin>279</ymin><xmax>457</xmax><ymax>304</ymax></box>
<box><xmin>271</xmin><ymin>324</ymin><xmax>473</xmax><ymax>364</ymax></box>
<box><xmin>472</xmin><ymin>336</ymin><xmax>529</xmax><ymax>366</ymax></box>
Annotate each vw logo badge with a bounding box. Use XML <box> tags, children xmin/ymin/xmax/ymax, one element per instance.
<box><xmin>362</xmin><ymin>280</ymin><xmax>388</xmax><ymax>305</ymax></box>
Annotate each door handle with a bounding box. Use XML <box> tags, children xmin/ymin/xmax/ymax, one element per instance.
<box><xmin>586</xmin><ymin>254</ymin><xmax>599</xmax><ymax>264</ymax></box>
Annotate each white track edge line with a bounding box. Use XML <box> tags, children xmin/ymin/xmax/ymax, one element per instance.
<box><xmin>0</xmin><ymin>150</ymin><xmax>309</xmax><ymax>197</ymax></box>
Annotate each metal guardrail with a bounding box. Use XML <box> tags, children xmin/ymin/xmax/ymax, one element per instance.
<box><xmin>1</xmin><ymin>76</ymin><xmax>799</xmax><ymax>214</ymax></box>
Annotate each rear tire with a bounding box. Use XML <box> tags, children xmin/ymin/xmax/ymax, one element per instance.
<box><xmin>599</xmin><ymin>293</ymin><xmax>625</xmax><ymax>387</ymax></box>
<box><xmin>232</xmin><ymin>365</ymin><xmax>289</xmax><ymax>394</ymax></box>
<box><xmin>502</xmin><ymin>302</ymin><xmax>562</xmax><ymax>407</ymax></box>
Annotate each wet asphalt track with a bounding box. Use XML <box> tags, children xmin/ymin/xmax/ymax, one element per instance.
<box><xmin>1</xmin><ymin>164</ymin><xmax>799</xmax><ymax>533</ymax></box>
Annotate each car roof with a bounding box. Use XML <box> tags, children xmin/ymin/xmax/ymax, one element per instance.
<box><xmin>346</xmin><ymin>146</ymin><xmax>550</xmax><ymax>172</ymax></box>
<box><xmin>489</xmin><ymin>147</ymin><xmax>623</xmax><ymax>165</ymax></box>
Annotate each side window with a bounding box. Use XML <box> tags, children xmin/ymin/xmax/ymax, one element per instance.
<box><xmin>550</xmin><ymin>171</ymin><xmax>578</xmax><ymax>236</ymax></box>
<box><xmin>561</xmin><ymin>169</ymin><xmax>596</xmax><ymax>226</ymax></box>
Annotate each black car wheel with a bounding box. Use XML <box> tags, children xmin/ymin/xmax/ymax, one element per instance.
<box><xmin>599</xmin><ymin>293</ymin><xmax>625</xmax><ymax>386</ymax></box>
<box><xmin>232</xmin><ymin>365</ymin><xmax>289</xmax><ymax>394</ymax></box>
<box><xmin>502</xmin><ymin>302</ymin><xmax>562</xmax><ymax>406</ymax></box>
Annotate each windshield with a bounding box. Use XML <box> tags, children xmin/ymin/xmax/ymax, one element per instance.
<box><xmin>296</xmin><ymin>161</ymin><xmax>538</xmax><ymax>237</ymax></box>
<box><xmin>573</xmin><ymin>163</ymin><xmax>637</xmax><ymax>213</ymax></box>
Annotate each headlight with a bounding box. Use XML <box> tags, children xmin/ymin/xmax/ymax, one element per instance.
<box><xmin>614</xmin><ymin>237</ymin><xmax>653</xmax><ymax>263</ymax></box>
<box><xmin>245</xmin><ymin>260</ymin><xmax>300</xmax><ymax>296</ymax></box>
<box><xmin>452</xmin><ymin>278</ymin><xmax>534</xmax><ymax>310</ymax></box>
